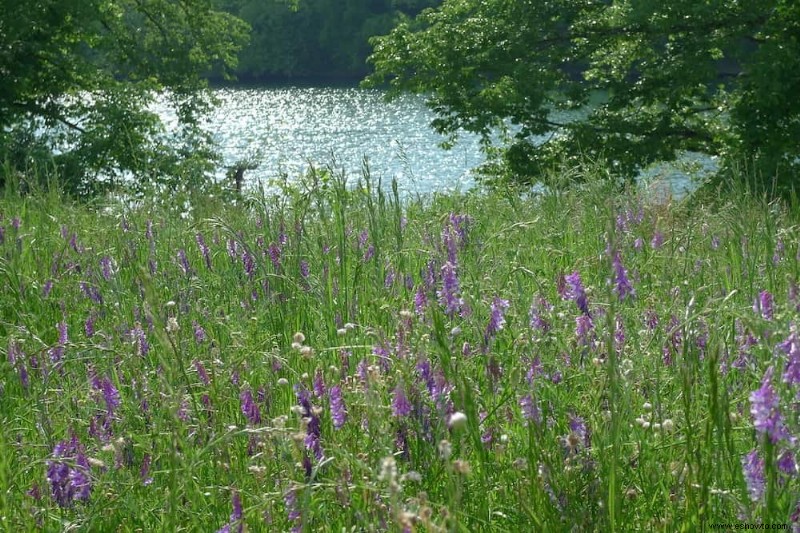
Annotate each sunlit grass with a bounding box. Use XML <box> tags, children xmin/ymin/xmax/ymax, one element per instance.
<box><xmin>1</xmin><ymin>169</ymin><xmax>799</xmax><ymax>531</ymax></box>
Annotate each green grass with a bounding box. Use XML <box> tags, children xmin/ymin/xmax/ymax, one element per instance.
<box><xmin>1</xmin><ymin>169</ymin><xmax>799</xmax><ymax>531</ymax></box>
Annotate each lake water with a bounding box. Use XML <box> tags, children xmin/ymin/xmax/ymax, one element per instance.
<box><xmin>203</xmin><ymin>86</ymin><xmax>484</xmax><ymax>195</ymax></box>
<box><xmin>199</xmin><ymin>85</ymin><xmax>713</xmax><ymax>196</ymax></box>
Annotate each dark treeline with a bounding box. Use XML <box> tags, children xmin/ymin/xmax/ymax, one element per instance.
<box><xmin>213</xmin><ymin>0</ymin><xmax>441</xmax><ymax>82</ymax></box>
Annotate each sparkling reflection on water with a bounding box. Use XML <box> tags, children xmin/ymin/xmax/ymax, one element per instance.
<box><xmin>203</xmin><ymin>86</ymin><xmax>485</xmax><ymax>195</ymax></box>
<box><xmin>194</xmin><ymin>85</ymin><xmax>711</xmax><ymax>197</ymax></box>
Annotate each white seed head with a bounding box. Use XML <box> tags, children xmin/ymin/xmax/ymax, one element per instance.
<box><xmin>293</xmin><ymin>332</ymin><xmax>305</xmax><ymax>344</ymax></box>
<box><xmin>448</xmin><ymin>412</ymin><xmax>468</xmax><ymax>431</ymax></box>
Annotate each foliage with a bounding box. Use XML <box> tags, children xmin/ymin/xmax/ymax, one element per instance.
<box><xmin>0</xmin><ymin>0</ymin><xmax>249</xmax><ymax>196</ymax></box>
<box><xmin>216</xmin><ymin>0</ymin><xmax>441</xmax><ymax>80</ymax></box>
<box><xmin>2</xmin><ymin>167</ymin><xmax>800</xmax><ymax>529</ymax></box>
<box><xmin>365</xmin><ymin>0</ymin><xmax>800</xmax><ymax>193</ymax></box>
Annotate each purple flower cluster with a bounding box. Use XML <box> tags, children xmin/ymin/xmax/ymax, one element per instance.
<box><xmin>754</xmin><ymin>290</ymin><xmax>774</xmax><ymax>320</ymax></box>
<box><xmin>612</xmin><ymin>251</ymin><xmax>635</xmax><ymax>301</ymax></box>
<box><xmin>437</xmin><ymin>262</ymin><xmax>463</xmax><ymax>318</ymax></box>
<box><xmin>391</xmin><ymin>385</ymin><xmax>412</xmax><ymax>418</ymax></box>
<box><xmin>564</xmin><ymin>272</ymin><xmax>590</xmax><ymax>315</ymax></box>
<box><xmin>742</xmin><ymin>450</ymin><xmax>765</xmax><ymax>502</ymax></box>
<box><xmin>329</xmin><ymin>385</ymin><xmax>347</xmax><ymax>429</ymax></box>
<box><xmin>46</xmin><ymin>435</ymin><xmax>92</xmax><ymax>507</ymax></box>
<box><xmin>485</xmin><ymin>296</ymin><xmax>510</xmax><ymax>340</ymax></box>
<box><xmin>296</xmin><ymin>386</ymin><xmax>323</xmax><ymax>460</ymax></box>
<box><xmin>196</xmin><ymin>233</ymin><xmax>212</xmax><ymax>270</ymax></box>
<box><xmin>749</xmin><ymin>367</ymin><xmax>786</xmax><ymax>443</ymax></box>
<box><xmin>240</xmin><ymin>389</ymin><xmax>262</xmax><ymax>426</ymax></box>
<box><xmin>216</xmin><ymin>490</ymin><xmax>244</xmax><ymax>533</ymax></box>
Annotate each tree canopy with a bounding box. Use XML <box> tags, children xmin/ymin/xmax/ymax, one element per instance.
<box><xmin>365</xmin><ymin>0</ymin><xmax>800</xmax><ymax>192</ymax></box>
<box><xmin>215</xmin><ymin>0</ymin><xmax>441</xmax><ymax>81</ymax></box>
<box><xmin>0</xmin><ymin>0</ymin><xmax>249</xmax><ymax>195</ymax></box>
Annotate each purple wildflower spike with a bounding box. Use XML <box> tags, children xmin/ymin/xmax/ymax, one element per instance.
<box><xmin>268</xmin><ymin>242</ymin><xmax>281</xmax><ymax>271</ymax></box>
<box><xmin>329</xmin><ymin>385</ymin><xmax>347</xmax><ymax>429</ymax></box>
<box><xmin>193</xmin><ymin>321</ymin><xmax>207</xmax><ymax>344</ymax></box>
<box><xmin>485</xmin><ymin>296</ymin><xmax>510</xmax><ymax>340</ymax></box>
<box><xmin>47</xmin><ymin>436</ymin><xmax>92</xmax><ymax>507</ymax></box>
<box><xmin>779</xmin><ymin>328</ymin><xmax>800</xmax><ymax>387</ymax></box>
<box><xmin>99</xmin><ymin>256</ymin><xmax>115</xmax><ymax>280</ymax></box>
<box><xmin>529</xmin><ymin>296</ymin><xmax>552</xmax><ymax>334</ymax></box>
<box><xmin>520</xmin><ymin>394</ymin><xmax>541</xmax><ymax>425</ymax></box>
<box><xmin>240</xmin><ymin>389</ymin><xmax>262</xmax><ymax>426</ymax></box>
<box><xmin>750</xmin><ymin>367</ymin><xmax>786</xmax><ymax>443</ymax></box>
<box><xmin>742</xmin><ymin>450</ymin><xmax>765</xmax><ymax>502</ymax></box>
<box><xmin>299</xmin><ymin>260</ymin><xmax>310</xmax><ymax>279</ymax></box>
<box><xmin>754</xmin><ymin>290</ymin><xmax>774</xmax><ymax>320</ymax></box>
<box><xmin>576</xmin><ymin>315</ymin><xmax>594</xmax><ymax>347</ymax></box>
<box><xmin>132</xmin><ymin>323</ymin><xmax>149</xmax><ymax>356</ymax></box>
<box><xmin>650</xmin><ymin>231</ymin><xmax>663</xmax><ymax>249</ymax></box>
<box><xmin>437</xmin><ymin>262</ymin><xmax>463</xmax><ymax>318</ymax></box>
<box><xmin>194</xmin><ymin>360</ymin><xmax>211</xmax><ymax>385</ymax></box>
<box><xmin>414</xmin><ymin>287</ymin><xmax>428</xmax><ymax>316</ymax></box>
<box><xmin>564</xmin><ymin>272</ymin><xmax>590</xmax><ymax>315</ymax></box>
<box><xmin>313</xmin><ymin>369</ymin><xmax>326</xmax><ymax>398</ymax></box>
<box><xmin>391</xmin><ymin>385</ymin><xmax>412</xmax><ymax>418</ymax></box>
<box><xmin>612</xmin><ymin>251</ymin><xmax>635</xmax><ymax>300</ymax></box>
<box><xmin>242</xmin><ymin>250</ymin><xmax>255</xmax><ymax>280</ymax></box>
<box><xmin>778</xmin><ymin>450</ymin><xmax>798</xmax><ymax>477</ymax></box>
<box><xmin>177</xmin><ymin>249</ymin><xmax>191</xmax><ymax>276</ymax></box>
<box><xmin>196</xmin><ymin>233</ymin><xmax>212</xmax><ymax>270</ymax></box>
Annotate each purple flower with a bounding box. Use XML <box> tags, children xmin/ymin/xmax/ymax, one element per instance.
<box><xmin>193</xmin><ymin>321</ymin><xmax>207</xmax><ymax>344</ymax></box>
<box><xmin>778</xmin><ymin>450</ymin><xmax>798</xmax><ymax>477</ymax></box>
<box><xmin>391</xmin><ymin>385</ymin><xmax>412</xmax><ymax>418</ymax></box>
<box><xmin>754</xmin><ymin>290</ymin><xmax>774</xmax><ymax>320</ymax></box>
<box><xmin>612</xmin><ymin>251</ymin><xmax>635</xmax><ymax>301</ymax></box>
<box><xmin>295</xmin><ymin>385</ymin><xmax>323</xmax><ymax>460</ymax></box>
<box><xmin>196</xmin><ymin>233</ymin><xmax>212</xmax><ymax>270</ymax></box>
<box><xmin>46</xmin><ymin>436</ymin><xmax>92</xmax><ymax>507</ymax></box>
<box><xmin>529</xmin><ymin>296</ymin><xmax>552</xmax><ymax>334</ymax></box>
<box><xmin>485</xmin><ymin>296</ymin><xmax>510</xmax><ymax>340</ymax></box>
<box><xmin>268</xmin><ymin>242</ymin><xmax>281</xmax><ymax>272</ymax></box>
<box><xmin>437</xmin><ymin>262</ymin><xmax>463</xmax><ymax>318</ymax></box>
<box><xmin>240</xmin><ymin>389</ymin><xmax>262</xmax><ymax>426</ymax></box>
<box><xmin>414</xmin><ymin>287</ymin><xmax>428</xmax><ymax>316</ymax></box>
<box><xmin>564</xmin><ymin>272</ymin><xmax>590</xmax><ymax>315</ymax></box>
<box><xmin>778</xmin><ymin>327</ymin><xmax>800</xmax><ymax>386</ymax></box>
<box><xmin>93</xmin><ymin>375</ymin><xmax>120</xmax><ymax>413</ymax></box>
<box><xmin>650</xmin><ymin>231</ymin><xmax>664</xmax><ymax>249</ymax></box>
<box><xmin>177</xmin><ymin>249</ymin><xmax>191</xmax><ymax>276</ymax></box>
<box><xmin>194</xmin><ymin>360</ymin><xmax>211</xmax><ymax>385</ymax></box>
<box><xmin>242</xmin><ymin>250</ymin><xmax>255</xmax><ymax>280</ymax></box>
<box><xmin>99</xmin><ymin>256</ymin><xmax>115</xmax><ymax>280</ymax></box>
<box><xmin>362</xmin><ymin>244</ymin><xmax>375</xmax><ymax>262</ymax></box>
<box><xmin>329</xmin><ymin>385</ymin><xmax>347</xmax><ymax>429</ymax></box>
<box><xmin>519</xmin><ymin>394</ymin><xmax>541</xmax><ymax>425</ymax></box>
<box><xmin>227</xmin><ymin>238</ymin><xmax>238</xmax><ymax>260</ymax></box>
<box><xmin>84</xmin><ymin>314</ymin><xmax>96</xmax><ymax>338</ymax></box>
<box><xmin>285</xmin><ymin>487</ymin><xmax>301</xmax><ymax>524</ymax></box>
<box><xmin>299</xmin><ymin>260</ymin><xmax>310</xmax><ymax>279</ymax></box>
<box><xmin>750</xmin><ymin>367</ymin><xmax>786</xmax><ymax>443</ymax></box>
<box><xmin>49</xmin><ymin>321</ymin><xmax>68</xmax><ymax>364</ymax></box>
<box><xmin>133</xmin><ymin>323</ymin><xmax>149</xmax><ymax>356</ymax></box>
<box><xmin>576</xmin><ymin>314</ymin><xmax>594</xmax><ymax>347</ymax></box>
<box><xmin>742</xmin><ymin>449</ymin><xmax>765</xmax><ymax>502</ymax></box>
<box><xmin>313</xmin><ymin>370</ymin><xmax>326</xmax><ymax>398</ymax></box>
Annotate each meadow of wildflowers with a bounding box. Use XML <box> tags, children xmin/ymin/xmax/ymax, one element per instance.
<box><xmin>1</xmin><ymin>170</ymin><xmax>799</xmax><ymax>531</ymax></box>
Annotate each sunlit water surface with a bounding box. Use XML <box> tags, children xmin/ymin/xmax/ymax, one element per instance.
<box><xmin>201</xmin><ymin>86</ymin><xmax>484</xmax><ymax>195</ymax></box>
<box><xmin>168</xmin><ymin>85</ymin><xmax>712</xmax><ymax>196</ymax></box>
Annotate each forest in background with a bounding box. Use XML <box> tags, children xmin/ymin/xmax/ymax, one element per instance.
<box><xmin>213</xmin><ymin>0</ymin><xmax>442</xmax><ymax>81</ymax></box>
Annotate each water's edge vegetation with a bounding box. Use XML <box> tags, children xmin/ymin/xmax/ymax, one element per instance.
<box><xmin>1</xmin><ymin>168</ymin><xmax>799</xmax><ymax>530</ymax></box>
